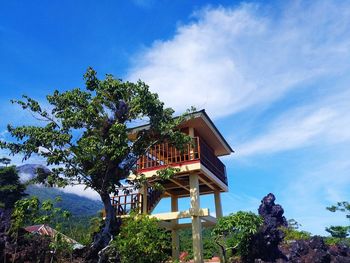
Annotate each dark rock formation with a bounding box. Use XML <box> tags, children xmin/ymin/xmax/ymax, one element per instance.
<box><xmin>246</xmin><ymin>194</ymin><xmax>350</xmax><ymax>263</ymax></box>
<box><xmin>247</xmin><ymin>193</ymin><xmax>288</xmax><ymax>262</ymax></box>
<box><xmin>280</xmin><ymin>236</ymin><xmax>350</xmax><ymax>263</ymax></box>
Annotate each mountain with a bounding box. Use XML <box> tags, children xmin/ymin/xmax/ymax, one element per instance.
<box><xmin>17</xmin><ymin>164</ymin><xmax>102</xmax><ymax>216</ymax></box>
<box><xmin>17</xmin><ymin>164</ymin><xmax>50</xmax><ymax>182</ymax></box>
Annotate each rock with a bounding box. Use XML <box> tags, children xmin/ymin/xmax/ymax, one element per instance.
<box><xmin>309</xmin><ymin>236</ymin><xmax>327</xmax><ymax>250</ymax></box>
<box><xmin>247</xmin><ymin>194</ymin><xmax>350</xmax><ymax>263</ymax></box>
<box><xmin>247</xmin><ymin>193</ymin><xmax>288</xmax><ymax>262</ymax></box>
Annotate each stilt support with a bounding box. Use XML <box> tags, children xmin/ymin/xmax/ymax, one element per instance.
<box><xmin>214</xmin><ymin>191</ymin><xmax>223</xmax><ymax>218</ymax></box>
<box><xmin>171</xmin><ymin>196</ymin><xmax>180</xmax><ymax>260</ymax></box>
<box><xmin>189</xmin><ymin>173</ymin><xmax>203</xmax><ymax>263</ymax></box>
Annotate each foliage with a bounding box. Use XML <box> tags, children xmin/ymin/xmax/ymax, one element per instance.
<box><xmin>280</xmin><ymin>218</ymin><xmax>311</xmax><ymax>242</ymax></box>
<box><xmin>325</xmin><ymin>226</ymin><xmax>350</xmax><ymax>239</ymax></box>
<box><xmin>0</xmin><ymin>157</ymin><xmax>11</xmax><ymax>166</ymax></box>
<box><xmin>326</xmin><ymin>201</ymin><xmax>350</xmax><ymax>238</ymax></box>
<box><xmin>108</xmin><ymin>213</ymin><xmax>171</xmax><ymax>263</ymax></box>
<box><xmin>0</xmin><ymin>67</ymin><xmax>193</xmax><ymax>251</ymax></box>
<box><xmin>324</xmin><ymin>236</ymin><xmax>350</xmax><ymax>246</ymax></box>
<box><xmin>212</xmin><ymin>211</ymin><xmax>263</xmax><ymax>262</ymax></box>
<box><xmin>179</xmin><ymin>228</ymin><xmax>219</xmax><ymax>259</ymax></box>
<box><xmin>10</xmin><ymin>196</ymin><xmax>70</xmax><ymax>234</ymax></box>
<box><xmin>49</xmin><ymin>233</ymin><xmax>74</xmax><ymax>263</ymax></box>
<box><xmin>25</xmin><ymin>184</ymin><xmax>102</xmax><ymax>216</ymax></box>
<box><xmin>281</xmin><ymin>227</ymin><xmax>311</xmax><ymax>241</ymax></box>
<box><xmin>0</xmin><ymin>165</ymin><xmax>26</xmax><ymax>209</ymax></box>
<box><xmin>59</xmin><ymin>214</ymin><xmax>104</xmax><ymax>245</ymax></box>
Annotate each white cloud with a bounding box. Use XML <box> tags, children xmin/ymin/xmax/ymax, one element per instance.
<box><xmin>127</xmin><ymin>1</ymin><xmax>350</xmax><ymax>119</ymax></box>
<box><xmin>281</xmin><ymin>157</ymin><xmax>350</xmax><ymax>234</ymax></box>
<box><xmin>60</xmin><ymin>184</ymin><xmax>101</xmax><ymax>201</ymax></box>
<box><xmin>236</xmin><ymin>91</ymin><xmax>350</xmax><ymax>157</ymax></box>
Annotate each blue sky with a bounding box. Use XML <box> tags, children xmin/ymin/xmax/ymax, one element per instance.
<box><xmin>1</xmin><ymin>0</ymin><xmax>350</xmax><ymax>235</ymax></box>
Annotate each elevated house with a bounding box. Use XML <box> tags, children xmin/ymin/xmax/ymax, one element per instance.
<box><xmin>111</xmin><ymin>110</ymin><xmax>233</xmax><ymax>263</ymax></box>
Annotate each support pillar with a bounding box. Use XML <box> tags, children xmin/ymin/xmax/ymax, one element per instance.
<box><xmin>142</xmin><ymin>185</ymin><xmax>148</xmax><ymax>214</ymax></box>
<box><xmin>171</xmin><ymin>196</ymin><xmax>180</xmax><ymax>260</ymax></box>
<box><xmin>214</xmin><ymin>191</ymin><xmax>223</xmax><ymax>218</ymax></box>
<box><xmin>189</xmin><ymin>173</ymin><xmax>203</xmax><ymax>263</ymax></box>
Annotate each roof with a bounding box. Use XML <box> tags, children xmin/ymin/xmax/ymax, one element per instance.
<box><xmin>25</xmin><ymin>224</ymin><xmax>84</xmax><ymax>249</ymax></box>
<box><xmin>129</xmin><ymin>109</ymin><xmax>234</xmax><ymax>156</ymax></box>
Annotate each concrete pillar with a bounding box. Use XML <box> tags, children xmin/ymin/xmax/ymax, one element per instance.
<box><xmin>171</xmin><ymin>196</ymin><xmax>180</xmax><ymax>260</ymax></box>
<box><xmin>214</xmin><ymin>191</ymin><xmax>223</xmax><ymax>218</ymax></box>
<box><xmin>189</xmin><ymin>173</ymin><xmax>203</xmax><ymax>263</ymax></box>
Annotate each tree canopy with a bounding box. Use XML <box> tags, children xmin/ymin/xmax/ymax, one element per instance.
<box><xmin>0</xmin><ymin>164</ymin><xmax>26</xmax><ymax>209</ymax></box>
<box><xmin>0</xmin><ymin>67</ymin><xmax>192</xmax><ymax>254</ymax></box>
<box><xmin>326</xmin><ymin>201</ymin><xmax>350</xmax><ymax>238</ymax></box>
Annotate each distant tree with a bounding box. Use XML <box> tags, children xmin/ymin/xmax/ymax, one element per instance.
<box><xmin>326</xmin><ymin>201</ymin><xmax>350</xmax><ymax>238</ymax></box>
<box><xmin>0</xmin><ymin>164</ymin><xmax>26</xmax><ymax>209</ymax></box>
<box><xmin>0</xmin><ymin>157</ymin><xmax>11</xmax><ymax>167</ymax></box>
<box><xmin>0</xmin><ymin>67</ymin><xmax>192</xmax><ymax>257</ymax></box>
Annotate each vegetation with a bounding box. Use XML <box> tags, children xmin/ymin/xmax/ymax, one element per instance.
<box><xmin>212</xmin><ymin>211</ymin><xmax>263</xmax><ymax>263</ymax></box>
<box><xmin>280</xmin><ymin>220</ymin><xmax>312</xmax><ymax>242</ymax></box>
<box><xmin>25</xmin><ymin>184</ymin><xmax>102</xmax><ymax>216</ymax></box>
<box><xmin>59</xmin><ymin>214</ymin><xmax>103</xmax><ymax>245</ymax></box>
<box><xmin>10</xmin><ymin>196</ymin><xmax>73</xmax><ymax>262</ymax></box>
<box><xmin>326</xmin><ymin>201</ymin><xmax>350</xmax><ymax>239</ymax></box>
<box><xmin>0</xmin><ymin>163</ymin><xmax>26</xmax><ymax>209</ymax></box>
<box><xmin>0</xmin><ymin>157</ymin><xmax>11</xmax><ymax>166</ymax></box>
<box><xmin>108</xmin><ymin>213</ymin><xmax>171</xmax><ymax>263</ymax></box>
<box><xmin>0</xmin><ymin>67</ymin><xmax>192</xmax><ymax>255</ymax></box>
<box><xmin>179</xmin><ymin>228</ymin><xmax>219</xmax><ymax>259</ymax></box>
<box><xmin>11</xmin><ymin>196</ymin><xmax>70</xmax><ymax>234</ymax></box>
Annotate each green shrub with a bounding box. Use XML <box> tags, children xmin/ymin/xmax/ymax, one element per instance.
<box><xmin>324</xmin><ymin>237</ymin><xmax>350</xmax><ymax>246</ymax></box>
<box><xmin>212</xmin><ymin>211</ymin><xmax>263</xmax><ymax>263</ymax></box>
<box><xmin>281</xmin><ymin>227</ymin><xmax>311</xmax><ymax>241</ymax></box>
<box><xmin>109</xmin><ymin>213</ymin><xmax>171</xmax><ymax>263</ymax></box>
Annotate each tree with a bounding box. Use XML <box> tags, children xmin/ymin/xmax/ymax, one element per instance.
<box><xmin>0</xmin><ymin>164</ymin><xmax>26</xmax><ymax>209</ymax></box>
<box><xmin>0</xmin><ymin>157</ymin><xmax>11</xmax><ymax>167</ymax></box>
<box><xmin>0</xmin><ymin>67</ymin><xmax>192</xmax><ymax>256</ymax></box>
<box><xmin>326</xmin><ymin>201</ymin><xmax>350</xmax><ymax>238</ymax></box>
<box><xmin>212</xmin><ymin>211</ymin><xmax>263</xmax><ymax>263</ymax></box>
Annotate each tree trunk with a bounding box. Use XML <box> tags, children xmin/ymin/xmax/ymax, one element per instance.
<box><xmin>87</xmin><ymin>191</ymin><xmax>120</xmax><ymax>261</ymax></box>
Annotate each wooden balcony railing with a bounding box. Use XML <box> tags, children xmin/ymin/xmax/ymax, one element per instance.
<box><xmin>136</xmin><ymin>137</ymin><xmax>228</xmax><ymax>185</ymax></box>
<box><xmin>111</xmin><ymin>193</ymin><xmax>142</xmax><ymax>216</ymax></box>
<box><xmin>199</xmin><ymin>139</ymin><xmax>227</xmax><ymax>185</ymax></box>
<box><xmin>136</xmin><ymin>137</ymin><xmax>200</xmax><ymax>170</ymax></box>
<box><xmin>111</xmin><ymin>186</ymin><xmax>163</xmax><ymax>216</ymax></box>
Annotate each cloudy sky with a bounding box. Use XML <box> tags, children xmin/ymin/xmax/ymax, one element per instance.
<box><xmin>1</xmin><ymin>0</ymin><xmax>349</xmax><ymax>234</ymax></box>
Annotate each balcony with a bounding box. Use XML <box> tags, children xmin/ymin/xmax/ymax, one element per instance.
<box><xmin>136</xmin><ymin>137</ymin><xmax>227</xmax><ymax>185</ymax></box>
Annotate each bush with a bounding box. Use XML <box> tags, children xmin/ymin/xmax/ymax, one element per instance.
<box><xmin>108</xmin><ymin>213</ymin><xmax>171</xmax><ymax>263</ymax></box>
<box><xmin>212</xmin><ymin>211</ymin><xmax>263</xmax><ymax>262</ymax></box>
<box><xmin>280</xmin><ymin>227</ymin><xmax>311</xmax><ymax>241</ymax></box>
<box><xmin>324</xmin><ymin>237</ymin><xmax>350</xmax><ymax>246</ymax></box>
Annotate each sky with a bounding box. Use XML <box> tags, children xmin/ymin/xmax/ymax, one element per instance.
<box><xmin>1</xmin><ymin>0</ymin><xmax>350</xmax><ymax>235</ymax></box>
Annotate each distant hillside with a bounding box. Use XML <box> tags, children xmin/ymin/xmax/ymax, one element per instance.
<box><xmin>25</xmin><ymin>185</ymin><xmax>102</xmax><ymax>216</ymax></box>
<box><xmin>16</xmin><ymin>164</ymin><xmax>102</xmax><ymax>216</ymax></box>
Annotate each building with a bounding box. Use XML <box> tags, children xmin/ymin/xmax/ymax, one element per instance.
<box><xmin>112</xmin><ymin>109</ymin><xmax>233</xmax><ymax>263</ymax></box>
